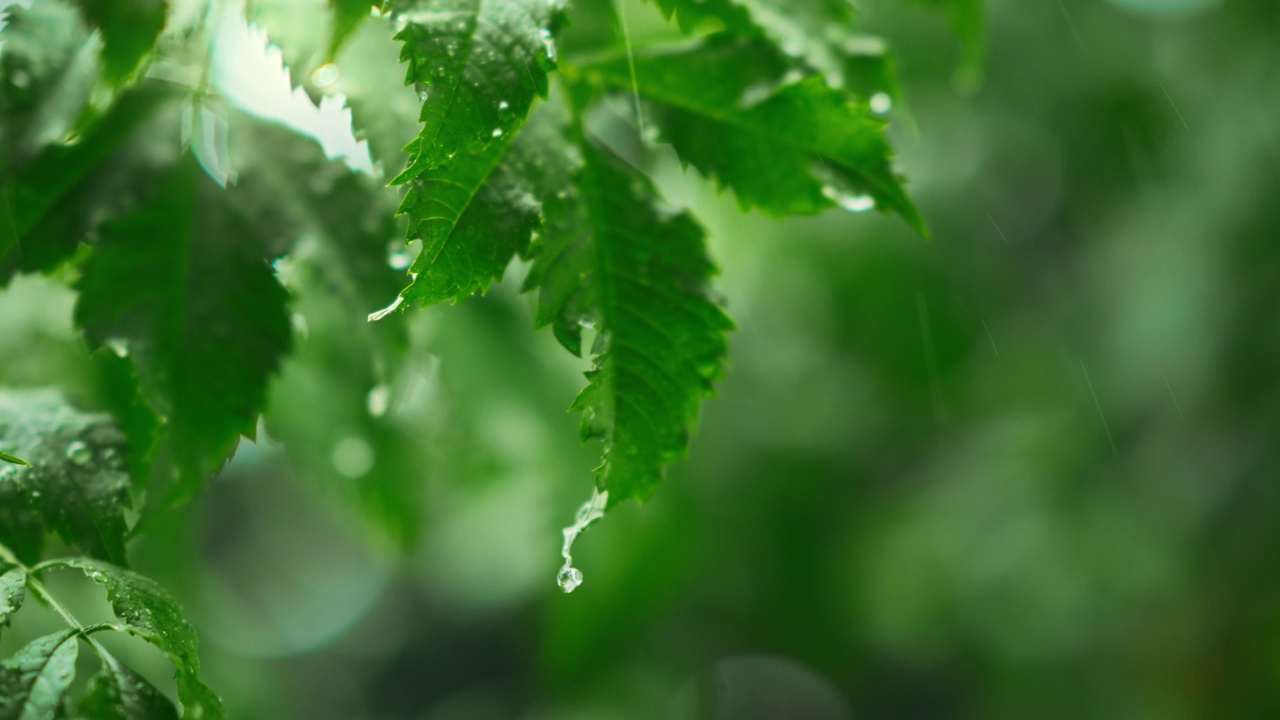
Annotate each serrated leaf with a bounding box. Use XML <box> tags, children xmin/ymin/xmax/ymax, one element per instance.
<box><xmin>0</xmin><ymin>450</ymin><xmax>29</xmax><ymax>466</ymax></box>
<box><xmin>578</xmin><ymin>36</ymin><xmax>924</xmax><ymax>231</ymax></box>
<box><xmin>78</xmin><ymin>651</ymin><xmax>179</xmax><ymax>720</ymax></box>
<box><xmin>0</xmin><ymin>629</ymin><xmax>79</xmax><ymax>720</ymax></box>
<box><xmin>0</xmin><ymin>389</ymin><xmax>132</xmax><ymax>565</ymax></box>
<box><xmin>74</xmin><ymin>158</ymin><xmax>292</xmax><ymax>504</ymax></box>
<box><xmin>70</xmin><ymin>0</ymin><xmax>167</xmax><ymax>86</ymax></box>
<box><xmin>389</xmin><ymin>0</ymin><xmax>563</xmax><ymax>181</ymax></box>
<box><xmin>41</xmin><ymin>559</ymin><xmax>223</xmax><ymax>720</ymax></box>
<box><xmin>396</xmin><ymin>102</ymin><xmax>554</xmax><ymax>306</ymax></box>
<box><xmin>0</xmin><ymin>566</ymin><xmax>24</xmax><ymax>626</ymax></box>
<box><xmin>523</xmin><ymin>109</ymin><xmax>732</xmax><ymax>504</ymax></box>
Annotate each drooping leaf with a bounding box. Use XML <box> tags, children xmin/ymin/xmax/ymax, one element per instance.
<box><xmin>70</xmin><ymin>0</ymin><xmax>167</xmax><ymax>86</ymax></box>
<box><xmin>0</xmin><ymin>629</ymin><xmax>79</xmax><ymax>720</ymax></box>
<box><xmin>523</xmin><ymin>107</ymin><xmax>732</xmax><ymax>504</ymax></box>
<box><xmin>74</xmin><ymin>158</ymin><xmax>293</xmax><ymax>504</ymax></box>
<box><xmin>395</xmin><ymin>99</ymin><xmax>566</xmax><ymax>307</ymax></box>
<box><xmin>0</xmin><ymin>566</ymin><xmax>24</xmax><ymax>626</ymax></box>
<box><xmin>0</xmin><ymin>450</ymin><xmax>29</xmax><ymax>466</ymax></box>
<box><xmin>576</xmin><ymin>36</ymin><xmax>924</xmax><ymax>230</ymax></box>
<box><xmin>78</xmin><ymin>650</ymin><xmax>179</xmax><ymax>720</ymax></box>
<box><xmin>0</xmin><ymin>389</ymin><xmax>132</xmax><ymax>565</ymax></box>
<box><xmin>389</xmin><ymin>0</ymin><xmax>565</xmax><ymax>181</ymax></box>
<box><xmin>40</xmin><ymin>559</ymin><xmax>224</xmax><ymax>720</ymax></box>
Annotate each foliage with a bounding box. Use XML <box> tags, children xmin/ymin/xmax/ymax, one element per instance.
<box><xmin>0</xmin><ymin>0</ymin><xmax>981</xmax><ymax>712</ymax></box>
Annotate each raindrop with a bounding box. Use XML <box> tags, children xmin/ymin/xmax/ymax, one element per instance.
<box><xmin>538</xmin><ymin>28</ymin><xmax>557</xmax><ymax>67</ymax></box>
<box><xmin>106</xmin><ymin>338</ymin><xmax>129</xmax><ymax>358</ymax></box>
<box><xmin>498</xmin><ymin>100</ymin><xmax>510</xmax><ymax>111</ymax></box>
<box><xmin>389</xmin><ymin>250</ymin><xmax>411</xmax><ymax>270</ymax></box>
<box><xmin>869</xmin><ymin>92</ymin><xmax>892</xmax><ymax>116</ymax></box>
<box><xmin>311</xmin><ymin>63</ymin><xmax>340</xmax><ymax>89</ymax></box>
<box><xmin>822</xmin><ymin>186</ymin><xmax>875</xmax><ymax>213</ymax></box>
<box><xmin>556</xmin><ymin>488</ymin><xmax>607</xmax><ymax>594</ymax></box>
<box><xmin>492</xmin><ymin>128</ymin><xmax>503</xmax><ymax>137</ymax></box>
<box><xmin>66</xmin><ymin>441</ymin><xmax>92</xmax><ymax>466</ymax></box>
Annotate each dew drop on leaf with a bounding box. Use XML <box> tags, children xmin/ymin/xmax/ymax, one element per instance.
<box><xmin>311</xmin><ymin>63</ymin><xmax>340</xmax><ymax>88</ymax></box>
<box><xmin>66</xmin><ymin>440</ymin><xmax>93</xmax><ymax>466</ymax></box>
<box><xmin>556</xmin><ymin>488</ymin><xmax>607</xmax><ymax>594</ymax></box>
<box><xmin>822</xmin><ymin>186</ymin><xmax>875</xmax><ymax>213</ymax></box>
<box><xmin>870</xmin><ymin>92</ymin><xmax>892</xmax><ymax>115</ymax></box>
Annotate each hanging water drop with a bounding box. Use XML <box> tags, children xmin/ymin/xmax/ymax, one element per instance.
<box><xmin>556</xmin><ymin>488</ymin><xmax>607</xmax><ymax>594</ymax></box>
<box><xmin>368</xmin><ymin>295</ymin><xmax>405</xmax><ymax>322</ymax></box>
<box><xmin>869</xmin><ymin>92</ymin><xmax>892</xmax><ymax>116</ymax></box>
<box><xmin>311</xmin><ymin>63</ymin><xmax>340</xmax><ymax>89</ymax></box>
<box><xmin>366</xmin><ymin>384</ymin><xmax>391</xmax><ymax>417</ymax></box>
<box><xmin>388</xmin><ymin>250</ymin><xmax>411</xmax><ymax>270</ymax></box>
<box><xmin>556</xmin><ymin>567</ymin><xmax>583</xmax><ymax>593</ymax></box>
<box><xmin>66</xmin><ymin>440</ymin><xmax>92</xmax><ymax>466</ymax></box>
<box><xmin>492</xmin><ymin>128</ymin><xmax>503</xmax><ymax>137</ymax></box>
<box><xmin>822</xmin><ymin>185</ymin><xmax>875</xmax><ymax>213</ymax></box>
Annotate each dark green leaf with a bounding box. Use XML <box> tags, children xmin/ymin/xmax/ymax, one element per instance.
<box><xmin>523</xmin><ymin>107</ymin><xmax>732</xmax><ymax>504</ymax></box>
<box><xmin>0</xmin><ymin>566</ymin><xmax>24</xmax><ymax>626</ymax></box>
<box><xmin>40</xmin><ymin>559</ymin><xmax>224</xmax><ymax>720</ymax></box>
<box><xmin>70</xmin><ymin>0</ymin><xmax>167</xmax><ymax>86</ymax></box>
<box><xmin>577</xmin><ymin>36</ymin><xmax>924</xmax><ymax>230</ymax></box>
<box><xmin>78</xmin><ymin>651</ymin><xmax>179</xmax><ymax>720</ymax></box>
<box><xmin>0</xmin><ymin>389</ymin><xmax>132</xmax><ymax>565</ymax></box>
<box><xmin>389</xmin><ymin>0</ymin><xmax>565</xmax><ymax>181</ymax></box>
<box><xmin>0</xmin><ymin>629</ymin><xmax>79</xmax><ymax>720</ymax></box>
<box><xmin>74</xmin><ymin>158</ymin><xmax>293</xmax><ymax>504</ymax></box>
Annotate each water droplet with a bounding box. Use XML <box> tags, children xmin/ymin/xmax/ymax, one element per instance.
<box><xmin>497</xmin><ymin>100</ymin><xmax>510</xmax><ymax>111</ymax></box>
<box><xmin>492</xmin><ymin>128</ymin><xmax>503</xmax><ymax>137</ymax></box>
<box><xmin>389</xmin><ymin>249</ymin><xmax>411</xmax><ymax>270</ymax></box>
<box><xmin>557</xmin><ymin>566</ymin><xmax>583</xmax><ymax>593</ymax></box>
<box><xmin>822</xmin><ymin>186</ymin><xmax>875</xmax><ymax>213</ymax></box>
<box><xmin>556</xmin><ymin>488</ymin><xmax>607</xmax><ymax>594</ymax></box>
<box><xmin>66</xmin><ymin>441</ymin><xmax>92</xmax><ymax>466</ymax></box>
<box><xmin>366</xmin><ymin>384</ymin><xmax>391</xmax><ymax>417</ymax></box>
<box><xmin>331</xmin><ymin>436</ymin><xmax>374</xmax><ymax>479</ymax></box>
<box><xmin>869</xmin><ymin>92</ymin><xmax>892</xmax><ymax>116</ymax></box>
<box><xmin>368</xmin><ymin>295</ymin><xmax>405</xmax><ymax>322</ymax></box>
<box><xmin>106</xmin><ymin>338</ymin><xmax>129</xmax><ymax>358</ymax></box>
<box><xmin>311</xmin><ymin>63</ymin><xmax>340</xmax><ymax>89</ymax></box>
<box><xmin>538</xmin><ymin>28</ymin><xmax>557</xmax><ymax>67</ymax></box>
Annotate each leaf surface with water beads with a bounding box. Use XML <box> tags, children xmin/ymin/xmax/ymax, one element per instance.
<box><xmin>0</xmin><ymin>629</ymin><xmax>79</xmax><ymax>720</ymax></box>
<box><xmin>0</xmin><ymin>566</ymin><xmax>24</xmax><ymax>626</ymax></box>
<box><xmin>577</xmin><ymin>37</ymin><xmax>923</xmax><ymax>230</ymax></box>
<box><xmin>523</xmin><ymin>105</ymin><xmax>732</xmax><ymax>504</ymax></box>
<box><xmin>77</xmin><ymin>642</ymin><xmax>180</xmax><ymax>719</ymax></box>
<box><xmin>74</xmin><ymin>158</ymin><xmax>292</xmax><ymax>506</ymax></box>
<box><xmin>389</xmin><ymin>0</ymin><xmax>564</xmax><ymax>182</ymax></box>
<box><xmin>0</xmin><ymin>389</ymin><xmax>133</xmax><ymax>566</ymax></box>
<box><xmin>39</xmin><ymin>558</ymin><xmax>224</xmax><ymax>720</ymax></box>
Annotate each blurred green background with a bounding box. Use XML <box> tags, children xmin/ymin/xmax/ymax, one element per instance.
<box><xmin>3</xmin><ymin>0</ymin><xmax>1279</xmax><ymax>717</ymax></box>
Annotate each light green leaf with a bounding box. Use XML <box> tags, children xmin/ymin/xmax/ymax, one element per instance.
<box><xmin>0</xmin><ymin>389</ymin><xmax>132</xmax><ymax>565</ymax></box>
<box><xmin>74</xmin><ymin>158</ymin><xmax>292</xmax><ymax>504</ymax></box>
<box><xmin>78</xmin><ymin>651</ymin><xmax>179</xmax><ymax>720</ymax></box>
<box><xmin>524</xmin><ymin>108</ymin><xmax>732</xmax><ymax>504</ymax></box>
<box><xmin>70</xmin><ymin>0</ymin><xmax>167</xmax><ymax>86</ymax></box>
<box><xmin>0</xmin><ymin>450</ymin><xmax>29</xmax><ymax>466</ymax></box>
<box><xmin>389</xmin><ymin>0</ymin><xmax>564</xmax><ymax>181</ymax></box>
<box><xmin>0</xmin><ymin>629</ymin><xmax>79</xmax><ymax>720</ymax></box>
<box><xmin>0</xmin><ymin>566</ymin><xmax>24</xmax><ymax>626</ymax></box>
<box><xmin>40</xmin><ymin>559</ymin><xmax>224</xmax><ymax>720</ymax></box>
<box><xmin>577</xmin><ymin>36</ymin><xmax>924</xmax><ymax>230</ymax></box>
<box><xmin>328</xmin><ymin>0</ymin><xmax>383</xmax><ymax>58</ymax></box>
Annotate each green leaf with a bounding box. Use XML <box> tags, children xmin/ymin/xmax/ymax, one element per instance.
<box><xmin>389</xmin><ymin>0</ymin><xmax>564</xmax><ymax>181</ymax></box>
<box><xmin>577</xmin><ymin>36</ymin><xmax>924</xmax><ymax>231</ymax></box>
<box><xmin>0</xmin><ymin>389</ymin><xmax>132</xmax><ymax>565</ymax></box>
<box><xmin>0</xmin><ymin>566</ymin><xmax>24</xmax><ymax>626</ymax></box>
<box><xmin>329</xmin><ymin>0</ymin><xmax>383</xmax><ymax>59</ymax></box>
<box><xmin>74</xmin><ymin>158</ymin><xmax>292</xmax><ymax>503</ymax></box>
<box><xmin>0</xmin><ymin>629</ymin><xmax>79</xmax><ymax>720</ymax></box>
<box><xmin>524</xmin><ymin>110</ymin><xmax>732</xmax><ymax>504</ymax></box>
<box><xmin>0</xmin><ymin>450</ymin><xmax>29</xmax><ymax>466</ymax></box>
<box><xmin>70</xmin><ymin>0</ymin><xmax>167</xmax><ymax>86</ymax></box>
<box><xmin>78</xmin><ymin>651</ymin><xmax>179</xmax><ymax>720</ymax></box>
<box><xmin>396</xmin><ymin>102</ymin><xmax>553</xmax><ymax>307</ymax></box>
<box><xmin>40</xmin><ymin>559</ymin><xmax>224</xmax><ymax>720</ymax></box>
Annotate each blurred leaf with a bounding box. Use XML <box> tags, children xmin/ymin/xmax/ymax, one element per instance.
<box><xmin>389</xmin><ymin>0</ymin><xmax>565</xmax><ymax>181</ymax></box>
<box><xmin>0</xmin><ymin>566</ymin><xmax>24</xmax><ymax>626</ymax></box>
<box><xmin>524</xmin><ymin>107</ymin><xmax>731</xmax><ymax>504</ymax></box>
<box><xmin>0</xmin><ymin>629</ymin><xmax>79</xmax><ymax>720</ymax></box>
<box><xmin>40</xmin><ymin>558</ymin><xmax>224</xmax><ymax>720</ymax></box>
<box><xmin>577</xmin><ymin>36</ymin><xmax>923</xmax><ymax>229</ymax></box>
<box><xmin>73</xmin><ymin>158</ymin><xmax>292</xmax><ymax>505</ymax></box>
<box><xmin>0</xmin><ymin>450</ymin><xmax>29</xmax><ymax>466</ymax></box>
<box><xmin>70</xmin><ymin>0</ymin><xmax>167</xmax><ymax>86</ymax></box>
<box><xmin>77</xmin><ymin>650</ymin><xmax>180</xmax><ymax>720</ymax></box>
<box><xmin>911</xmin><ymin>0</ymin><xmax>984</xmax><ymax>72</ymax></box>
<box><xmin>0</xmin><ymin>389</ymin><xmax>132</xmax><ymax>565</ymax></box>
<box><xmin>328</xmin><ymin>0</ymin><xmax>382</xmax><ymax>58</ymax></box>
